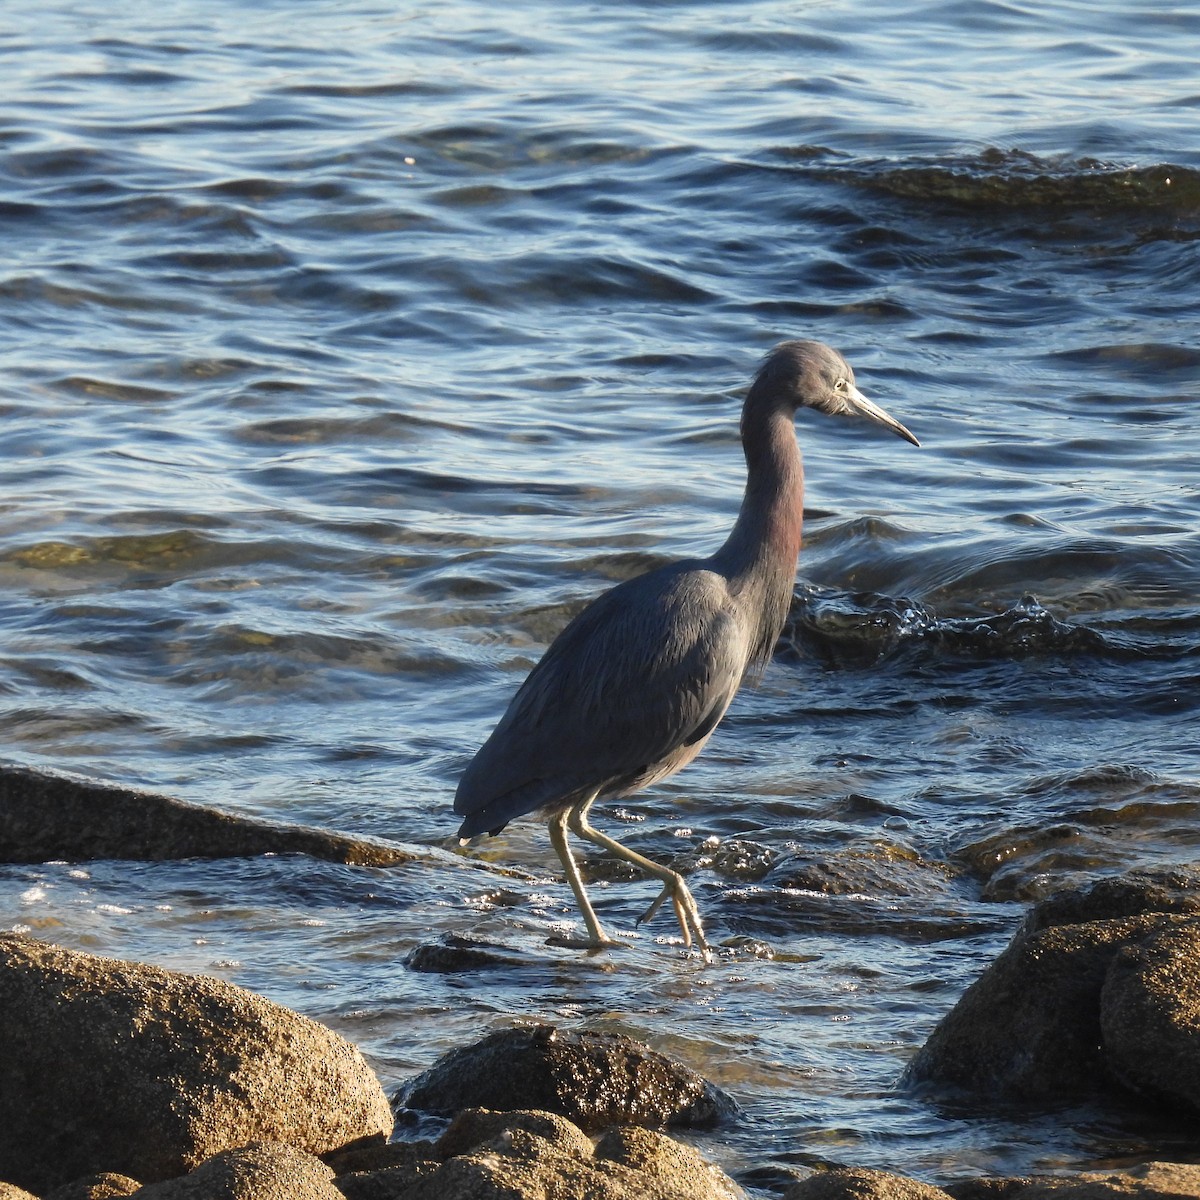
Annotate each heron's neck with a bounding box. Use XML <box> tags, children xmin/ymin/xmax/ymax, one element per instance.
<box><xmin>711</xmin><ymin>402</ymin><xmax>804</xmax><ymax>667</ymax></box>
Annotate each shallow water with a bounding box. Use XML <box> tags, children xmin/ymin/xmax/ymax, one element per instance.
<box><xmin>2</xmin><ymin>0</ymin><xmax>1200</xmax><ymax>1189</ymax></box>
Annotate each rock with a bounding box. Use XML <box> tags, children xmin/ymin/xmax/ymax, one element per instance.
<box><xmin>909</xmin><ymin>868</ymin><xmax>1200</xmax><ymax>1108</ymax></box>
<box><xmin>1024</xmin><ymin>870</ymin><xmax>1200</xmax><ymax>935</ymax></box>
<box><xmin>367</xmin><ymin>1107</ymin><xmax>744</xmax><ymax>1200</ymax></box>
<box><xmin>131</xmin><ymin>1143</ymin><xmax>343</xmax><ymax>1200</ymax></box>
<box><xmin>335</xmin><ymin>1154</ymin><xmax>441</xmax><ymax>1200</ymax></box>
<box><xmin>0</xmin><ymin>763</ymin><xmax>413</xmax><ymax>866</ymax></box>
<box><xmin>957</xmin><ymin>823</ymin><xmax>1096</xmax><ymax>904</ymax></box>
<box><xmin>769</xmin><ymin>847</ymin><xmax>952</xmax><ymax>898</ymax></box>
<box><xmin>0</xmin><ymin>1186</ymin><xmax>41</xmax><ymax>1200</ymax></box>
<box><xmin>394</xmin><ymin>1144</ymin><xmax>594</xmax><ymax>1200</ymax></box>
<box><xmin>943</xmin><ymin>1178</ymin><xmax>1036</xmax><ymax>1200</ymax></box>
<box><xmin>435</xmin><ymin>1108</ymin><xmax>595</xmax><ymax>1160</ymax></box>
<box><xmin>720</xmin><ymin>844</ymin><xmax>969</xmax><ymax>943</ymax></box>
<box><xmin>783</xmin><ymin>1168</ymin><xmax>954</xmax><ymax>1200</ymax></box>
<box><xmin>904</xmin><ymin>914</ymin><xmax>1179</xmax><ymax>1099</ymax></box>
<box><xmin>0</xmin><ymin>934</ymin><xmax>393</xmax><ymax>1193</ymax></box>
<box><xmin>984</xmin><ymin>1161</ymin><xmax>1200</xmax><ymax>1200</ymax></box>
<box><xmin>784</xmin><ymin>1164</ymin><xmax>1200</xmax><ymax>1200</ymax></box>
<box><xmin>405</xmin><ymin>934</ymin><xmax>524</xmax><ymax>974</ymax></box>
<box><xmin>695</xmin><ymin>837</ymin><xmax>776</xmax><ymax>883</ymax></box>
<box><xmin>592</xmin><ymin>1125</ymin><xmax>745</xmax><ymax>1198</ymax></box>
<box><xmin>323</xmin><ymin>1141</ymin><xmax>437</xmax><ymax>1177</ymax></box>
<box><xmin>394</xmin><ymin>1024</ymin><xmax>737</xmax><ymax>1130</ymax></box>
<box><xmin>1100</xmin><ymin>921</ymin><xmax>1200</xmax><ymax>1112</ymax></box>
<box><xmin>45</xmin><ymin>1174</ymin><xmax>142</xmax><ymax>1200</ymax></box>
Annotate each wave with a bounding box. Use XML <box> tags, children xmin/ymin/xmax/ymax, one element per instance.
<box><xmin>771</xmin><ymin>146</ymin><xmax>1200</xmax><ymax>219</ymax></box>
<box><xmin>781</xmin><ymin>588</ymin><xmax>1200</xmax><ymax>667</ymax></box>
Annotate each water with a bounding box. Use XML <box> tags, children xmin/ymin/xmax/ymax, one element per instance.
<box><xmin>2</xmin><ymin>0</ymin><xmax>1200</xmax><ymax>1188</ymax></box>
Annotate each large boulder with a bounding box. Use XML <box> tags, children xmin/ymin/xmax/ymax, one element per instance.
<box><xmin>907</xmin><ymin>866</ymin><xmax>1200</xmax><ymax>1110</ymax></box>
<box><xmin>1100</xmin><ymin>922</ymin><xmax>1200</xmax><ymax>1112</ymax></box>
<box><xmin>394</xmin><ymin>1024</ymin><xmax>737</xmax><ymax>1130</ymax></box>
<box><xmin>342</xmin><ymin>1107</ymin><xmax>745</xmax><ymax>1200</ymax></box>
<box><xmin>1022</xmin><ymin>869</ymin><xmax>1200</xmax><ymax>935</ymax></box>
<box><xmin>0</xmin><ymin>935</ymin><xmax>393</xmax><ymax>1193</ymax></box>
<box><xmin>0</xmin><ymin>763</ymin><xmax>413</xmax><ymax>865</ymax></box>
<box><xmin>905</xmin><ymin>914</ymin><xmax>1178</xmax><ymax>1098</ymax></box>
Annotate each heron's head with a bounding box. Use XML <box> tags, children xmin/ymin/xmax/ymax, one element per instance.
<box><xmin>754</xmin><ymin>340</ymin><xmax>919</xmax><ymax>447</ymax></box>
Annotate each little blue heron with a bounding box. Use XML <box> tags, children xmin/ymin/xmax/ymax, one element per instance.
<box><xmin>455</xmin><ymin>340</ymin><xmax>918</xmax><ymax>953</ymax></box>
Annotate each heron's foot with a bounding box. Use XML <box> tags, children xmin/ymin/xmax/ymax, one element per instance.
<box><xmin>636</xmin><ymin>874</ymin><xmax>710</xmax><ymax>957</ymax></box>
<box><xmin>546</xmin><ymin>928</ymin><xmax>619</xmax><ymax>951</ymax></box>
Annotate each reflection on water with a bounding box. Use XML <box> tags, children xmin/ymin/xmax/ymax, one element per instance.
<box><xmin>2</xmin><ymin>0</ymin><xmax>1200</xmax><ymax>1186</ymax></box>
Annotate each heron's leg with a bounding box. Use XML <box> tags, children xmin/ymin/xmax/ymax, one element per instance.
<box><xmin>546</xmin><ymin>802</ymin><xmax>616</xmax><ymax>948</ymax></box>
<box><xmin>567</xmin><ymin>798</ymin><xmax>710</xmax><ymax>955</ymax></box>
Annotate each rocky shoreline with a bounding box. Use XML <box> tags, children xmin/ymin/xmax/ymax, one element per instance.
<box><xmin>2</xmin><ymin>765</ymin><xmax>1200</xmax><ymax>1199</ymax></box>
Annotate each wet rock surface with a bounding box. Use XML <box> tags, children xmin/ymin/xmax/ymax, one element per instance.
<box><xmin>0</xmin><ymin>763</ymin><xmax>414</xmax><ymax>866</ymax></box>
<box><xmin>908</xmin><ymin>870</ymin><xmax>1200</xmax><ymax>1108</ymax></box>
<box><xmin>393</xmin><ymin>1023</ymin><xmax>738</xmax><ymax>1131</ymax></box>
<box><xmin>404</xmin><ymin>933</ymin><xmax>526</xmax><ymax>974</ymax></box>
<box><xmin>717</xmin><ymin>839</ymin><xmax>978</xmax><ymax>944</ymax></box>
<box><xmin>1100</xmin><ymin>921</ymin><xmax>1200</xmax><ymax>1112</ymax></box>
<box><xmin>0</xmin><ymin>934</ymin><xmax>393</xmax><ymax>1193</ymax></box>
<box><xmin>1022</xmin><ymin>869</ymin><xmax>1200</xmax><ymax>934</ymax></box>
<box><xmin>906</xmin><ymin>912</ymin><xmax>1178</xmax><ymax>1097</ymax></box>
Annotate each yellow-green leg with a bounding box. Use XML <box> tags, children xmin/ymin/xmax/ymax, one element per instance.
<box><xmin>546</xmin><ymin>801</ymin><xmax>617</xmax><ymax>949</ymax></box>
<box><xmin>567</xmin><ymin>796</ymin><xmax>710</xmax><ymax>955</ymax></box>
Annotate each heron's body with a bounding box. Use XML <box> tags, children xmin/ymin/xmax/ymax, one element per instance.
<box><xmin>454</xmin><ymin>340</ymin><xmax>917</xmax><ymax>953</ymax></box>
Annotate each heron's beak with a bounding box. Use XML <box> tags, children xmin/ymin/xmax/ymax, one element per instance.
<box><xmin>846</xmin><ymin>385</ymin><xmax>920</xmax><ymax>447</ymax></box>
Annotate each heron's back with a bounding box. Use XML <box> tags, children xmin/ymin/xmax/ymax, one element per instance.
<box><xmin>454</xmin><ymin>562</ymin><xmax>751</xmax><ymax>839</ymax></box>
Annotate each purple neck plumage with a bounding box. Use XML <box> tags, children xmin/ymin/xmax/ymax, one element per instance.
<box><xmin>711</xmin><ymin>377</ymin><xmax>805</xmax><ymax>673</ymax></box>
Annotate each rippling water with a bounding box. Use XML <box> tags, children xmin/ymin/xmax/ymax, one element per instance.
<box><xmin>3</xmin><ymin>0</ymin><xmax>1200</xmax><ymax>1188</ymax></box>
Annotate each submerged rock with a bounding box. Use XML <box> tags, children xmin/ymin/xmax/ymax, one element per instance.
<box><xmin>405</xmin><ymin>933</ymin><xmax>526</xmax><ymax>974</ymax></box>
<box><xmin>0</xmin><ymin>763</ymin><xmax>414</xmax><ymax>866</ymax></box>
<box><xmin>0</xmin><ymin>934</ymin><xmax>393</xmax><ymax>1193</ymax></box>
<box><xmin>768</xmin><ymin>844</ymin><xmax>953</xmax><ymax>898</ymax></box>
<box><xmin>394</xmin><ymin>1023</ymin><xmax>738</xmax><ymax>1131</ymax></box>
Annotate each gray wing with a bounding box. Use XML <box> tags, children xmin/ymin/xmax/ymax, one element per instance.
<box><xmin>454</xmin><ymin>563</ymin><xmax>748</xmax><ymax>837</ymax></box>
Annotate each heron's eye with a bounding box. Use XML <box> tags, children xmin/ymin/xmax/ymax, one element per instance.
<box><xmin>834</xmin><ymin>378</ymin><xmax>848</xmax><ymax>392</ymax></box>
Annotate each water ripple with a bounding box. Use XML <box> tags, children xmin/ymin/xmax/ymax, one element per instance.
<box><xmin>2</xmin><ymin>0</ymin><xmax>1199</xmax><ymax>1184</ymax></box>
